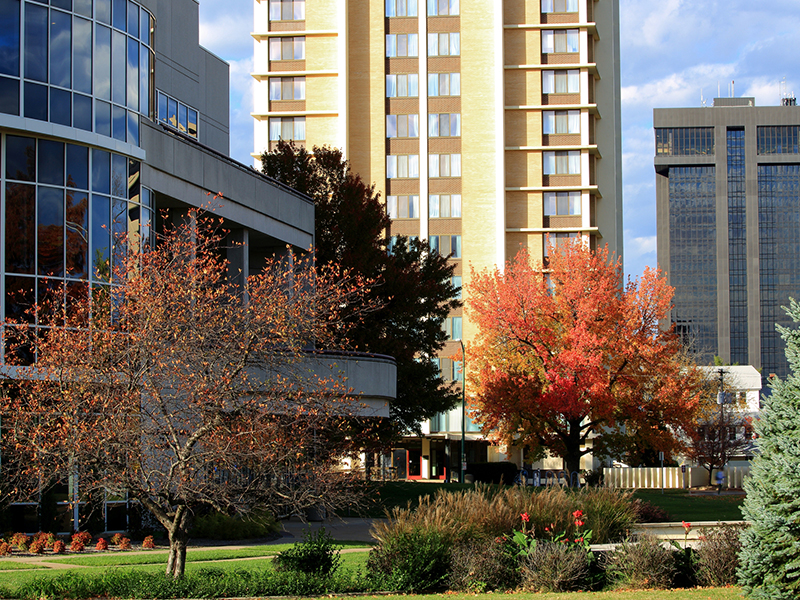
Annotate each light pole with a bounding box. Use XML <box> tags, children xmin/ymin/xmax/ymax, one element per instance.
<box><xmin>459</xmin><ymin>339</ymin><xmax>466</xmax><ymax>484</ymax></box>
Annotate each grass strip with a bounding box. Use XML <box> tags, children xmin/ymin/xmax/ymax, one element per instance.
<box><xmin>0</xmin><ymin>562</ymin><xmax>47</xmax><ymax>571</ymax></box>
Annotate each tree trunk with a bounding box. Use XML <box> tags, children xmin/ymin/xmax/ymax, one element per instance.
<box><xmin>563</xmin><ymin>419</ymin><xmax>583</xmax><ymax>482</ymax></box>
<box><xmin>166</xmin><ymin>526</ymin><xmax>189</xmax><ymax>578</ymax></box>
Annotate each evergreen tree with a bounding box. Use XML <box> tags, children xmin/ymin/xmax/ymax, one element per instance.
<box><xmin>738</xmin><ymin>298</ymin><xmax>800</xmax><ymax>599</ymax></box>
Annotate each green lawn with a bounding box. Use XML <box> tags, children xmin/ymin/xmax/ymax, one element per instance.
<box><xmin>369</xmin><ymin>481</ymin><xmax>746</xmax><ymax>523</ymax></box>
<box><xmin>351</xmin><ymin>590</ymin><xmax>742</xmax><ymax>600</ymax></box>
<box><xmin>632</xmin><ymin>489</ymin><xmax>744</xmax><ymax>521</ymax></box>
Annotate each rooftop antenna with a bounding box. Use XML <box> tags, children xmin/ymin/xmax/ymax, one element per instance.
<box><xmin>732</xmin><ymin>80</ymin><xmax>735</xmax><ymax>97</ymax></box>
<box><xmin>701</xmin><ymin>88</ymin><xmax>707</xmax><ymax>107</ymax></box>
<box><xmin>718</xmin><ymin>81</ymin><xmax>721</xmax><ymax>98</ymax></box>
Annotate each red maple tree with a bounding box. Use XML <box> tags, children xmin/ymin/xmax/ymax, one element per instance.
<box><xmin>466</xmin><ymin>242</ymin><xmax>702</xmax><ymax>475</ymax></box>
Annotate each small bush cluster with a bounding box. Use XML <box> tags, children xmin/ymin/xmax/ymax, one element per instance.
<box><xmin>273</xmin><ymin>528</ymin><xmax>341</xmax><ymax>576</ymax></box>
<box><xmin>95</xmin><ymin>538</ymin><xmax>108</xmax><ymax>551</ymax></box>
<box><xmin>142</xmin><ymin>535</ymin><xmax>156</xmax><ymax>549</ymax></box>
<box><xmin>520</xmin><ymin>541</ymin><xmax>590</xmax><ymax>592</ymax></box>
<box><xmin>603</xmin><ymin>534</ymin><xmax>676</xmax><ymax>590</ymax></box>
<box><xmin>695</xmin><ymin>523</ymin><xmax>745</xmax><ymax>587</ymax></box>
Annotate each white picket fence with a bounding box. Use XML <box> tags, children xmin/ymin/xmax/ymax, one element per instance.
<box><xmin>603</xmin><ymin>466</ymin><xmax>750</xmax><ymax>489</ymax></box>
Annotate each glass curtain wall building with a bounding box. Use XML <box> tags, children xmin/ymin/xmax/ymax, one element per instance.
<box><xmin>655</xmin><ymin>96</ymin><xmax>800</xmax><ymax>385</ymax></box>
<box><xmin>0</xmin><ymin>0</ymin><xmax>322</xmax><ymax>533</ymax></box>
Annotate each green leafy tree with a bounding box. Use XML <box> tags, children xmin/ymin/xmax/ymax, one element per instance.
<box><xmin>738</xmin><ymin>299</ymin><xmax>800</xmax><ymax>599</ymax></box>
<box><xmin>261</xmin><ymin>141</ymin><xmax>461</xmax><ymax>433</ymax></box>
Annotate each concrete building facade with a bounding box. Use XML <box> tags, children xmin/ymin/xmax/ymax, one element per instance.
<box><xmin>252</xmin><ymin>0</ymin><xmax>623</xmax><ymax>478</ymax></box>
<box><xmin>655</xmin><ymin>97</ymin><xmax>800</xmax><ymax>383</ymax></box>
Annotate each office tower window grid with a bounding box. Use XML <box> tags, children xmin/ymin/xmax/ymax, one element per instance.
<box><xmin>758</xmin><ymin>164</ymin><xmax>800</xmax><ymax>379</ymax></box>
<box><xmin>655</xmin><ymin>127</ymin><xmax>715</xmax><ymax>156</ymax></box>
<box><xmin>727</xmin><ymin>128</ymin><xmax>748</xmax><ymax>365</ymax></box>
<box><xmin>668</xmin><ymin>166</ymin><xmax>718</xmax><ymax>357</ymax></box>
<box><xmin>757</xmin><ymin>126</ymin><xmax>800</xmax><ymax>155</ymax></box>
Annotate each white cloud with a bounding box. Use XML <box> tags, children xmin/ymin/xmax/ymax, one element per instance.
<box><xmin>198</xmin><ymin>1</ymin><xmax>253</xmax><ymax>60</ymax></box>
<box><xmin>622</xmin><ymin>63</ymin><xmax>737</xmax><ymax>111</ymax></box>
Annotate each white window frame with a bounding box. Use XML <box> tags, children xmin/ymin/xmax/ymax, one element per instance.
<box><xmin>542</xmin><ymin>29</ymin><xmax>579</xmax><ymax>53</ymax></box>
<box><xmin>386</xmin><ymin>33</ymin><xmax>419</xmax><ymax>57</ymax></box>
<box><xmin>386</xmin><ymin>0</ymin><xmax>418</xmax><ymax>17</ymax></box>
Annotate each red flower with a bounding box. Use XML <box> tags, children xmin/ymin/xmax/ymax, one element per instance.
<box><xmin>682</xmin><ymin>521</ymin><xmax>692</xmax><ymax>532</ymax></box>
<box><xmin>575</xmin><ymin>519</ymin><xmax>585</xmax><ymax>527</ymax></box>
<box><xmin>572</xmin><ymin>509</ymin><xmax>583</xmax><ymax>519</ymax></box>
<box><xmin>520</xmin><ymin>512</ymin><xmax>530</xmax><ymax>522</ymax></box>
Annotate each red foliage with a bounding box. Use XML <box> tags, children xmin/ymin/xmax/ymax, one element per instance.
<box><xmin>118</xmin><ymin>537</ymin><xmax>131</xmax><ymax>550</ymax></box>
<box><xmin>52</xmin><ymin>540</ymin><xmax>66</xmax><ymax>554</ymax></box>
<box><xmin>70</xmin><ymin>540</ymin><xmax>85</xmax><ymax>552</ymax></box>
<box><xmin>95</xmin><ymin>538</ymin><xmax>109</xmax><ymax>551</ymax></box>
<box><xmin>142</xmin><ymin>535</ymin><xmax>156</xmax><ymax>549</ymax></box>
<box><xmin>29</xmin><ymin>540</ymin><xmax>45</xmax><ymax>554</ymax></box>
<box><xmin>72</xmin><ymin>532</ymin><xmax>92</xmax><ymax>546</ymax></box>
<box><xmin>110</xmin><ymin>533</ymin><xmax>124</xmax><ymax>546</ymax></box>
<box><xmin>467</xmin><ymin>243</ymin><xmax>703</xmax><ymax>473</ymax></box>
<box><xmin>0</xmin><ymin>542</ymin><xmax>11</xmax><ymax>556</ymax></box>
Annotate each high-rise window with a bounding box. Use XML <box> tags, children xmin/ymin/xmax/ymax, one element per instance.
<box><xmin>430</xmin><ymin>235</ymin><xmax>461</xmax><ymax>258</ymax></box>
<box><xmin>269</xmin><ymin>37</ymin><xmax>305</xmax><ymax>61</ymax></box>
<box><xmin>656</xmin><ymin>127</ymin><xmax>715</xmax><ymax>156</ymax></box>
<box><xmin>757</xmin><ymin>126</ymin><xmax>800</xmax><ymax>155</ymax></box>
<box><xmin>386</xmin><ymin>74</ymin><xmax>419</xmax><ymax>98</ymax></box>
<box><xmin>442</xmin><ymin>316</ymin><xmax>462</xmax><ymax>339</ymax></box>
<box><xmin>387</xmin><ymin>195</ymin><xmax>420</xmax><ymax>218</ymax></box>
<box><xmin>543</xmin><ymin>151</ymin><xmax>580</xmax><ymax>175</ymax></box>
<box><xmin>429</xmin><ymin>194</ymin><xmax>461</xmax><ymax>218</ymax></box>
<box><xmin>542</xmin><ymin>70</ymin><xmax>580</xmax><ymax>94</ymax></box>
<box><xmin>543</xmin><ymin>110</ymin><xmax>580</xmax><ymax>134</ymax></box>
<box><xmin>451</xmin><ymin>275</ymin><xmax>462</xmax><ymax>299</ymax></box>
<box><xmin>541</xmin><ymin>30</ymin><xmax>579</xmax><ymax>54</ymax></box>
<box><xmin>269</xmin><ymin>0</ymin><xmax>304</xmax><ymax>20</ymax></box>
<box><xmin>427</xmin><ymin>0</ymin><xmax>459</xmax><ymax>15</ymax></box>
<box><xmin>387</xmin><ymin>114</ymin><xmax>419</xmax><ymax>138</ymax></box>
<box><xmin>543</xmin><ymin>232</ymin><xmax>578</xmax><ymax>257</ymax></box>
<box><xmin>427</xmin><ymin>33</ymin><xmax>460</xmax><ymax>57</ymax></box>
<box><xmin>269</xmin><ymin>77</ymin><xmax>305</xmax><ymax>101</ymax></box>
<box><xmin>386</xmin><ymin>155</ymin><xmax>420</xmax><ymax>178</ymax></box>
<box><xmin>428</xmin><ymin>113</ymin><xmax>460</xmax><ymax>137</ymax></box>
<box><xmin>157</xmin><ymin>91</ymin><xmax>198</xmax><ymax>138</ymax></box>
<box><xmin>386</xmin><ymin>34</ymin><xmax>419</xmax><ymax>57</ymax></box>
<box><xmin>269</xmin><ymin>117</ymin><xmax>305</xmax><ymax>141</ymax></box>
<box><xmin>542</xmin><ymin>0</ymin><xmax>578</xmax><ymax>13</ymax></box>
<box><xmin>428</xmin><ymin>73</ymin><xmax>460</xmax><ymax>96</ymax></box>
<box><xmin>544</xmin><ymin>191</ymin><xmax>580</xmax><ymax>215</ymax></box>
<box><xmin>386</xmin><ymin>0</ymin><xmax>418</xmax><ymax>17</ymax></box>
<box><xmin>429</xmin><ymin>154</ymin><xmax>461</xmax><ymax>178</ymax></box>
<box><xmin>727</xmin><ymin>128</ymin><xmax>747</xmax><ymax>365</ymax></box>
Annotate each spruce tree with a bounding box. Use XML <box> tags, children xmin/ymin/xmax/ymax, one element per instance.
<box><xmin>738</xmin><ymin>299</ymin><xmax>800</xmax><ymax>599</ymax></box>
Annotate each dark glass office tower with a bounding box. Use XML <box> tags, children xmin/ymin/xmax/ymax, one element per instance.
<box><xmin>655</xmin><ymin>97</ymin><xmax>800</xmax><ymax>383</ymax></box>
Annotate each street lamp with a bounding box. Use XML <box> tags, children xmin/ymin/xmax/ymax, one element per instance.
<box><xmin>459</xmin><ymin>339</ymin><xmax>466</xmax><ymax>484</ymax></box>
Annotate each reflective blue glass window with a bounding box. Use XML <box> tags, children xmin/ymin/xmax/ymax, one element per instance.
<box><xmin>50</xmin><ymin>87</ymin><xmax>71</xmax><ymax>126</ymax></box>
<box><xmin>73</xmin><ymin>16</ymin><xmax>92</xmax><ymax>94</ymax></box>
<box><xmin>0</xmin><ymin>76</ymin><xmax>19</xmax><ymax>115</ymax></box>
<box><xmin>96</xmin><ymin>0</ymin><xmax>110</xmax><ymax>24</ymax></box>
<box><xmin>127</xmin><ymin>0</ymin><xmax>138</xmax><ymax>38</ymax></box>
<box><xmin>112</xmin><ymin>0</ymin><xmax>125</xmax><ymax>30</ymax></box>
<box><xmin>66</xmin><ymin>189</ymin><xmax>89</xmax><ymax>278</ymax></box>
<box><xmin>6</xmin><ymin>135</ymin><xmax>35</xmax><ymax>181</ymax></box>
<box><xmin>94</xmin><ymin>24</ymin><xmax>111</xmax><ymax>100</ymax></box>
<box><xmin>112</xmin><ymin>197</ymin><xmax>126</xmax><ymax>283</ymax></box>
<box><xmin>52</xmin><ymin>0</ymin><xmax>72</xmax><ymax>10</ymax></box>
<box><xmin>50</xmin><ymin>9</ymin><xmax>72</xmax><ymax>88</ymax></box>
<box><xmin>0</xmin><ymin>0</ymin><xmax>21</xmax><ymax>76</ymax></box>
<box><xmin>73</xmin><ymin>93</ymin><xmax>91</xmax><ymax>130</ymax></box>
<box><xmin>24</xmin><ymin>2</ymin><xmax>47</xmax><ymax>82</ymax></box>
<box><xmin>94</xmin><ymin>98</ymin><xmax>110</xmax><ymax>135</ymax></box>
<box><xmin>127</xmin><ymin>110</ymin><xmax>138</xmax><ymax>145</ymax></box>
<box><xmin>111</xmin><ymin>30</ymin><xmax>125</xmax><ymax>105</ymax></box>
<box><xmin>38</xmin><ymin>139</ymin><xmax>65</xmax><ymax>186</ymax></box>
<box><xmin>139</xmin><ymin>43</ymin><xmax>148</xmax><ymax>114</ymax></box>
<box><xmin>24</xmin><ymin>81</ymin><xmax>47</xmax><ymax>120</ymax></box>
<box><xmin>111</xmin><ymin>103</ymin><xmax>125</xmax><ymax>141</ymax></box>
<box><xmin>74</xmin><ymin>0</ymin><xmax>91</xmax><ymax>17</ymax></box>
<box><xmin>91</xmin><ymin>193</ymin><xmax>110</xmax><ymax>281</ymax></box>
<box><xmin>126</xmin><ymin>36</ymin><xmax>137</xmax><ymax>110</ymax></box>
<box><xmin>91</xmin><ymin>148</ymin><xmax>110</xmax><ymax>194</ymax></box>
<box><xmin>38</xmin><ymin>185</ymin><xmax>66</xmax><ymax>277</ymax></box>
<box><xmin>5</xmin><ymin>182</ymin><xmax>36</xmax><ymax>273</ymax></box>
<box><xmin>111</xmin><ymin>153</ymin><xmax>126</xmax><ymax>196</ymax></box>
<box><xmin>66</xmin><ymin>144</ymin><xmax>89</xmax><ymax>190</ymax></box>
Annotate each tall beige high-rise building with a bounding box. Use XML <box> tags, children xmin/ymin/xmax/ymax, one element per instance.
<box><xmin>252</xmin><ymin>0</ymin><xmax>623</xmax><ymax>478</ymax></box>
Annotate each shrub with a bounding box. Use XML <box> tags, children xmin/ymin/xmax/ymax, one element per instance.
<box><xmin>72</xmin><ymin>532</ymin><xmax>92</xmax><ymax>545</ymax></box>
<box><xmin>603</xmin><ymin>534</ymin><xmax>676</xmax><ymax>590</ymax></box>
<box><xmin>370</xmin><ymin>484</ymin><xmax>635</xmax><ymax>549</ymax></box>
<box><xmin>11</xmin><ymin>532</ymin><xmax>30</xmax><ymax>551</ymax></box>
<box><xmin>448</xmin><ymin>538</ymin><xmax>519</xmax><ymax>592</ymax></box>
<box><xmin>142</xmin><ymin>535</ymin><xmax>156</xmax><ymax>549</ymax></box>
<box><xmin>273</xmin><ymin>527</ymin><xmax>341</xmax><ymax>575</ymax></box>
<box><xmin>110</xmin><ymin>533</ymin><xmax>124</xmax><ymax>546</ymax></box>
<box><xmin>29</xmin><ymin>540</ymin><xmax>45</xmax><ymax>554</ymax></box>
<box><xmin>695</xmin><ymin>523</ymin><xmax>746</xmax><ymax>587</ymax></box>
<box><xmin>367</xmin><ymin>527</ymin><xmax>451</xmax><ymax>592</ymax></box>
<box><xmin>0</xmin><ymin>542</ymin><xmax>11</xmax><ymax>556</ymax></box>
<box><xmin>519</xmin><ymin>541</ymin><xmax>590</xmax><ymax>592</ymax></box>
<box><xmin>70</xmin><ymin>539</ymin><xmax>85</xmax><ymax>552</ymax></box>
<box><xmin>95</xmin><ymin>538</ymin><xmax>108</xmax><ymax>551</ymax></box>
<box><xmin>633</xmin><ymin>498</ymin><xmax>670</xmax><ymax>523</ymax></box>
<box><xmin>51</xmin><ymin>540</ymin><xmax>66</xmax><ymax>554</ymax></box>
<box><xmin>118</xmin><ymin>537</ymin><xmax>131</xmax><ymax>550</ymax></box>
<box><xmin>190</xmin><ymin>509</ymin><xmax>278</xmax><ymax>540</ymax></box>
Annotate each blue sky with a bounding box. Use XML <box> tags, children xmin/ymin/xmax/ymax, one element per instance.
<box><xmin>197</xmin><ymin>0</ymin><xmax>800</xmax><ymax>279</ymax></box>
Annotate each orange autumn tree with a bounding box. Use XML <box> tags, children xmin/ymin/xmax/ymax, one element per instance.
<box><xmin>467</xmin><ymin>242</ymin><xmax>703</xmax><ymax>474</ymax></box>
<box><xmin>1</xmin><ymin>209</ymin><xmax>373</xmax><ymax>578</ymax></box>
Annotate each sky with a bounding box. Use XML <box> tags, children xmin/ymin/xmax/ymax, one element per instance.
<box><xmin>196</xmin><ymin>0</ymin><xmax>800</xmax><ymax>280</ymax></box>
